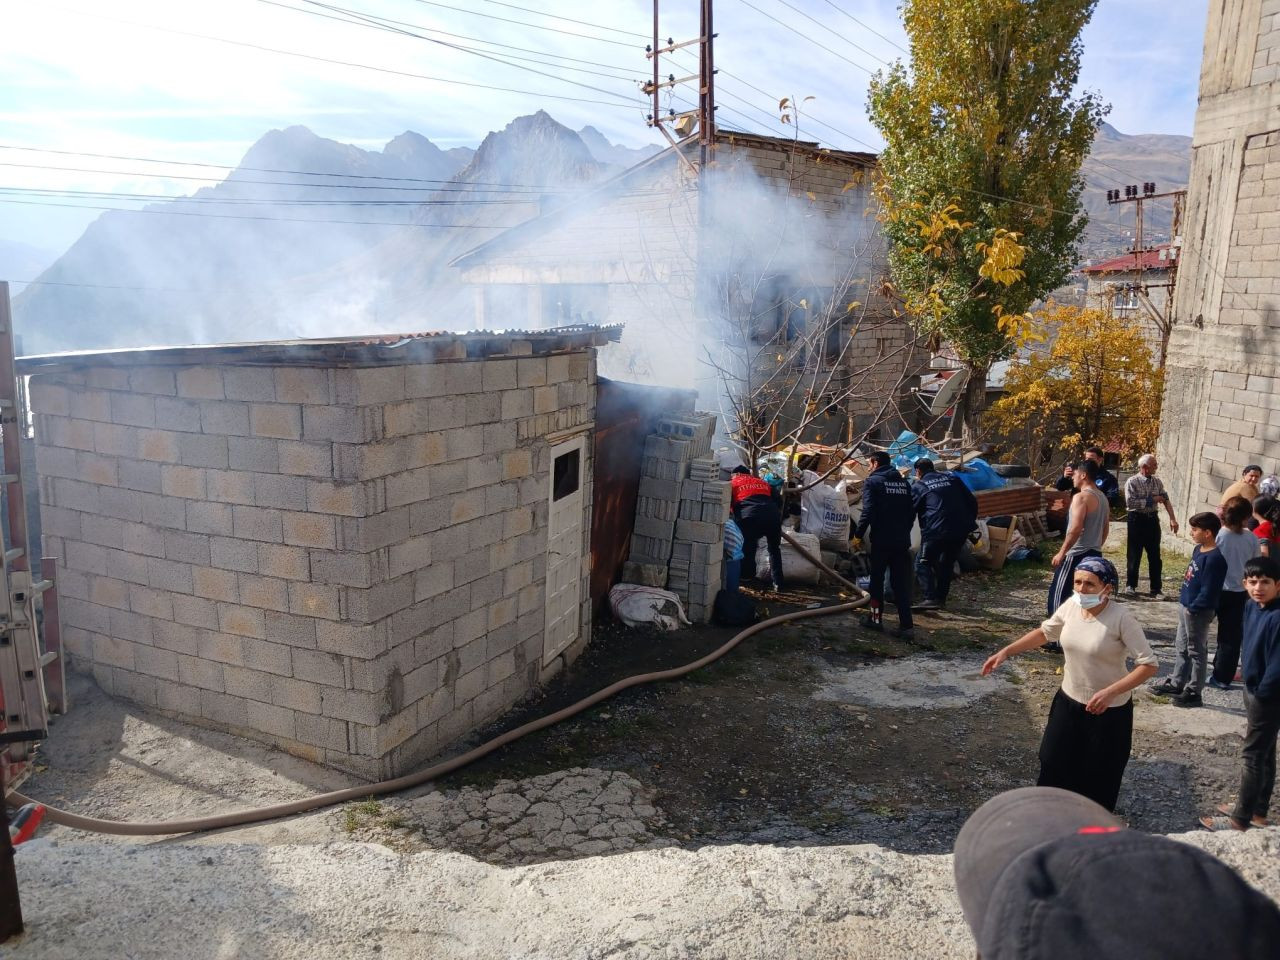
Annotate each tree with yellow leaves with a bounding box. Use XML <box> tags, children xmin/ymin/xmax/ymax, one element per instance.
<box><xmin>985</xmin><ymin>304</ymin><xmax>1161</xmax><ymax>476</ymax></box>
<box><xmin>868</xmin><ymin>0</ymin><xmax>1108</xmax><ymax>444</ymax></box>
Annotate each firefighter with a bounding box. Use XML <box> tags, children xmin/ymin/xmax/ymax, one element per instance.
<box><xmin>855</xmin><ymin>451</ymin><xmax>916</xmax><ymax>638</ymax></box>
<box><xmin>912</xmin><ymin>457</ymin><xmax>979</xmax><ymax>610</ymax></box>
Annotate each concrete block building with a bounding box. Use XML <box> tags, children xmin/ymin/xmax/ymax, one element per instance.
<box><xmin>1157</xmin><ymin>0</ymin><xmax>1280</xmax><ymax>520</ymax></box>
<box><xmin>20</xmin><ymin>327</ymin><xmax>616</xmax><ymax>779</ymax></box>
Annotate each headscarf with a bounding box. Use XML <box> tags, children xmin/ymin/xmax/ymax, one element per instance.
<box><xmin>1074</xmin><ymin>556</ymin><xmax>1118</xmax><ymax>589</ymax></box>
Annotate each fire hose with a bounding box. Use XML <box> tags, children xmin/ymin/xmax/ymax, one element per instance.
<box><xmin>6</xmin><ymin>533</ymin><xmax>868</xmax><ymax>837</ymax></box>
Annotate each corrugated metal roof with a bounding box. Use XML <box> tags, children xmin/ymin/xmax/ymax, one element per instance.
<box><xmin>16</xmin><ymin>324</ymin><xmax>623</xmax><ymax>373</ymax></box>
<box><xmin>1081</xmin><ymin>245</ymin><xmax>1176</xmax><ymax>275</ymax></box>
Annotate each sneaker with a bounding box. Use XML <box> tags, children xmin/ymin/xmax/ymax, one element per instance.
<box><xmin>1122</xmin><ymin>587</ymin><xmax>1140</xmax><ymax>599</ymax></box>
<box><xmin>912</xmin><ymin>599</ymin><xmax>940</xmax><ymax>611</ymax></box>
<box><xmin>1150</xmin><ymin>678</ymin><xmax>1183</xmax><ymax>696</ymax></box>
<box><xmin>859</xmin><ymin>615</ymin><xmax>883</xmax><ymax>632</ymax></box>
<box><xmin>1206</xmin><ymin>677</ymin><xmax>1232</xmax><ymax>691</ymax></box>
<box><xmin>1148</xmin><ymin>591</ymin><xmax>1165</xmax><ymax>601</ymax></box>
<box><xmin>1173</xmin><ymin>690</ymin><xmax>1203</xmax><ymax>708</ymax></box>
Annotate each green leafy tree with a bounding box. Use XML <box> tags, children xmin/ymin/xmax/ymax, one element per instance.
<box><xmin>868</xmin><ymin>0</ymin><xmax>1108</xmax><ymax>443</ymax></box>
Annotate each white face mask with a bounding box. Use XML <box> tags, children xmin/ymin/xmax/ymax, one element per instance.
<box><xmin>1076</xmin><ymin>591</ymin><xmax>1105</xmax><ymax>609</ymax></box>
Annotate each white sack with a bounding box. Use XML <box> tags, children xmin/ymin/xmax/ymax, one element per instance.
<box><xmin>608</xmin><ymin>583</ymin><xmax>692</xmax><ymax>631</ymax></box>
<box><xmin>756</xmin><ymin>531</ymin><xmax>823</xmax><ymax>584</ymax></box>
<box><xmin>799</xmin><ymin>470</ymin><xmax>851</xmax><ymax>543</ymax></box>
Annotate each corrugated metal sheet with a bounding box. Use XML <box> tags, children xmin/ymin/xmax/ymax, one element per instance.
<box><xmin>16</xmin><ymin>324</ymin><xmax>623</xmax><ymax>373</ymax></box>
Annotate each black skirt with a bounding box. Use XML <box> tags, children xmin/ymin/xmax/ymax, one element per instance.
<box><xmin>1037</xmin><ymin>687</ymin><xmax>1134</xmax><ymax>812</ymax></box>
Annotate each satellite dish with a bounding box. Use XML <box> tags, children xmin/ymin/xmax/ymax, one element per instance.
<box><xmin>929</xmin><ymin>370</ymin><xmax>968</xmax><ymax>416</ymax></box>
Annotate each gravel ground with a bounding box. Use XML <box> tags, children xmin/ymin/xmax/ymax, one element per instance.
<box><xmin>7</xmin><ymin>524</ymin><xmax>1279</xmax><ymax>958</ymax></box>
<box><xmin>12</xmin><ymin>830</ymin><xmax>1279</xmax><ymax>960</ymax></box>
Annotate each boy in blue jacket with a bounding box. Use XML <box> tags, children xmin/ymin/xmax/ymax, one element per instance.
<box><xmin>1152</xmin><ymin>512</ymin><xmax>1227</xmax><ymax>707</ymax></box>
<box><xmin>1201</xmin><ymin>554</ymin><xmax>1280</xmax><ymax>830</ymax></box>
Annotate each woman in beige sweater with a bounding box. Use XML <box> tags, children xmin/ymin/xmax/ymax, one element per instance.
<box><xmin>1220</xmin><ymin>464</ymin><xmax>1263</xmax><ymax>512</ymax></box>
<box><xmin>982</xmin><ymin>556</ymin><xmax>1157</xmax><ymax>811</ymax></box>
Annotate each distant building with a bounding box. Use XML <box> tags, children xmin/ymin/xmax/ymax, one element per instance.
<box><xmin>1080</xmin><ymin>244</ymin><xmax>1177</xmax><ymax>355</ymax></box>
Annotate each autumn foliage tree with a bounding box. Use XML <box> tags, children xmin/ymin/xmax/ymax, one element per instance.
<box><xmin>868</xmin><ymin>0</ymin><xmax>1108</xmax><ymax>443</ymax></box>
<box><xmin>984</xmin><ymin>304</ymin><xmax>1161</xmax><ymax>476</ymax></box>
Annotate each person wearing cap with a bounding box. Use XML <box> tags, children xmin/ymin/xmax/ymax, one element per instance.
<box><xmin>855</xmin><ymin>451</ymin><xmax>915</xmax><ymax>639</ymax></box>
<box><xmin>955</xmin><ymin>786</ymin><xmax>1280</xmax><ymax>959</ymax></box>
<box><xmin>911</xmin><ymin>457</ymin><xmax>978</xmax><ymax>610</ymax></box>
<box><xmin>982</xmin><ymin>556</ymin><xmax>1157</xmax><ymax>811</ymax></box>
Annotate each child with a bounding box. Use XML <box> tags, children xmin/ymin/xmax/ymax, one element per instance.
<box><xmin>1253</xmin><ymin>495</ymin><xmax>1280</xmax><ymax>557</ymax></box>
<box><xmin>1200</xmin><ymin>555</ymin><xmax>1280</xmax><ymax>831</ymax></box>
<box><xmin>1151</xmin><ymin>512</ymin><xmax>1226</xmax><ymax>707</ymax></box>
<box><xmin>1210</xmin><ymin>497</ymin><xmax>1261</xmax><ymax>690</ymax></box>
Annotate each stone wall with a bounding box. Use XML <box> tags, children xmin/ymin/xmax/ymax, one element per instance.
<box><xmin>29</xmin><ymin>348</ymin><xmax>596</xmax><ymax>778</ymax></box>
<box><xmin>1157</xmin><ymin>0</ymin><xmax>1280</xmax><ymax>521</ymax></box>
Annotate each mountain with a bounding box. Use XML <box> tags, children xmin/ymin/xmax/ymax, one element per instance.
<box><xmin>13</xmin><ymin>115</ymin><xmax>622</xmax><ymax>353</ymax></box>
<box><xmin>1078</xmin><ymin>122</ymin><xmax>1192</xmax><ymax>259</ymax></box>
<box><xmin>0</xmin><ymin>241</ymin><xmax>58</xmax><ymax>297</ymax></box>
<box><xmin>578</xmin><ymin>126</ymin><xmax>663</xmax><ymax>170</ymax></box>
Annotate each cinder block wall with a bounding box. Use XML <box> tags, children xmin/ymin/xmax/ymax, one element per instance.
<box><xmin>1157</xmin><ymin>1</ymin><xmax>1280</xmax><ymax>523</ymax></box>
<box><xmin>29</xmin><ymin>349</ymin><xmax>596</xmax><ymax>778</ymax></box>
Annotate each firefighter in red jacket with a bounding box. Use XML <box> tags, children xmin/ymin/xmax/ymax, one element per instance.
<box><xmin>731</xmin><ymin>466</ymin><xmax>785</xmax><ymax>592</ymax></box>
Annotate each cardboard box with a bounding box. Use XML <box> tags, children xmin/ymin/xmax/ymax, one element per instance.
<box><xmin>978</xmin><ymin>517</ymin><xmax>1019</xmax><ymax>571</ymax></box>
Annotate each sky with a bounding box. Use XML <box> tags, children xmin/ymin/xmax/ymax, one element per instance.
<box><xmin>1</xmin><ymin>0</ymin><xmax>1211</xmax><ymax>261</ymax></box>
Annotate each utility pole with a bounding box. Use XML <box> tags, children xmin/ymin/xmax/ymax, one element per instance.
<box><xmin>1106</xmin><ymin>182</ymin><xmax>1188</xmax><ymax>369</ymax></box>
<box><xmin>644</xmin><ymin>1</ymin><xmax>717</xmax><ymax>173</ymax></box>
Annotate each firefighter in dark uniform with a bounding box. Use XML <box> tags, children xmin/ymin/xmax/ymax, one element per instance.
<box><xmin>855</xmin><ymin>451</ymin><xmax>916</xmax><ymax>638</ymax></box>
<box><xmin>912</xmin><ymin>457</ymin><xmax>979</xmax><ymax>610</ymax></box>
<box><xmin>731</xmin><ymin>465</ymin><xmax>785</xmax><ymax>592</ymax></box>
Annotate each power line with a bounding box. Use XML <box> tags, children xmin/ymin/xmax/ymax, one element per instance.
<box><xmin>0</xmin><ymin>144</ymin><xmax>569</xmax><ymax>190</ymax></box>
<box><xmin>269</xmin><ymin>0</ymin><xmax>656</xmax><ymax>73</ymax></box>
<box><xmin>41</xmin><ymin>5</ymin><xmax>643</xmax><ymax>108</ymax></box>
<box><xmin>257</xmin><ymin>0</ymin><xmax>648</xmax><ymax>102</ymax></box>
<box><xmin>765</xmin><ymin>0</ymin><xmax>892</xmax><ymax>67</ymax></box>
<box><xmin>817</xmin><ymin>0</ymin><xmax>909</xmax><ymax>55</ymax></box>
<box><xmin>0</xmin><ymin>186</ymin><xmax>551</xmax><ymax>207</ymax></box>
<box><xmin>402</xmin><ymin>0</ymin><xmax>640</xmax><ymax>48</ymax></box>
<box><xmin>474</xmin><ymin>0</ymin><xmax>649</xmax><ymax>39</ymax></box>
<box><xmin>265</xmin><ymin>0</ymin><xmax>646</xmax><ymax>82</ymax></box>
<box><xmin>0</xmin><ymin>197</ymin><xmax>505</xmax><ymax>227</ymax></box>
<box><xmin>732</xmin><ymin>0</ymin><xmax>874</xmax><ymax>75</ymax></box>
<box><xmin>0</xmin><ymin>160</ymin><xmax>572</xmax><ymax>195</ymax></box>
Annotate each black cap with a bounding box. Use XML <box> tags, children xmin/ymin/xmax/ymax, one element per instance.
<box><xmin>954</xmin><ymin>788</ymin><xmax>1280</xmax><ymax>959</ymax></box>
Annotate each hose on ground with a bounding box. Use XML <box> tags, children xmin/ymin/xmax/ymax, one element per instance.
<box><xmin>8</xmin><ymin>532</ymin><xmax>868</xmax><ymax>836</ymax></box>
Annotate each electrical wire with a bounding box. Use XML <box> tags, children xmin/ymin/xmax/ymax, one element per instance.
<box><xmin>0</xmin><ymin>197</ymin><xmax>502</xmax><ymax>227</ymax></box>
<box><xmin>764</xmin><ymin>0</ymin><xmax>892</xmax><ymax>66</ymax></box>
<box><xmin>262</xmin><ymin>0</ymin><xmax>647</xmax><ymax>83</ymax></box>
<box><xmin>37</xmin><ymin>4</ymin><xmax>643</xmax><ymax>108</ymax></box>
<box><xmin>731</xmin><ymin>0</ymin><xmax>874</xmax><ymax>75</ymax></box>
<box><xmin>0</xmin><ymin>161</ymin><xmax>567</xmax><ymax>195</ymax></box>
<box><xmin>0</xmin><ymin>144</ymin><xmax>570</xmax><ymax>191</ymax></box>
<box><xmin>254</xmin><ymin>0</ymin><xmax>648</xmax><ymax>103</ymax></box>
<box><xmin>0</xmin><ymin>186</ymin><xmax>550</xmax><ymax>207</ymax></box>
<box><xmin>817</xmin><ymin>0</ymin><xmax>909</xmax><ymax>54</ymax></box>
<box><xmin>402</xmin><ymin>0</ymin><xmax>640</xmax><ymax>48</ymax></box>
<box><xmin>474</xmin><ymin>0</ymin><xmax>650</xmax><ymax>39</ymax></box>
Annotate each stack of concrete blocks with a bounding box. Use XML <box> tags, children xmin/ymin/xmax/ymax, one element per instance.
<box><xmin>624</xmin><ymin>412</ymin><xmax>725</xmax><ymax>622</ymax></box>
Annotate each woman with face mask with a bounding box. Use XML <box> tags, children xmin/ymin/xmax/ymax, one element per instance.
<box><xmin>981</xmin><ymin>557</ymin><xmax>1158</xmax><ymax>811</ymax></box>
